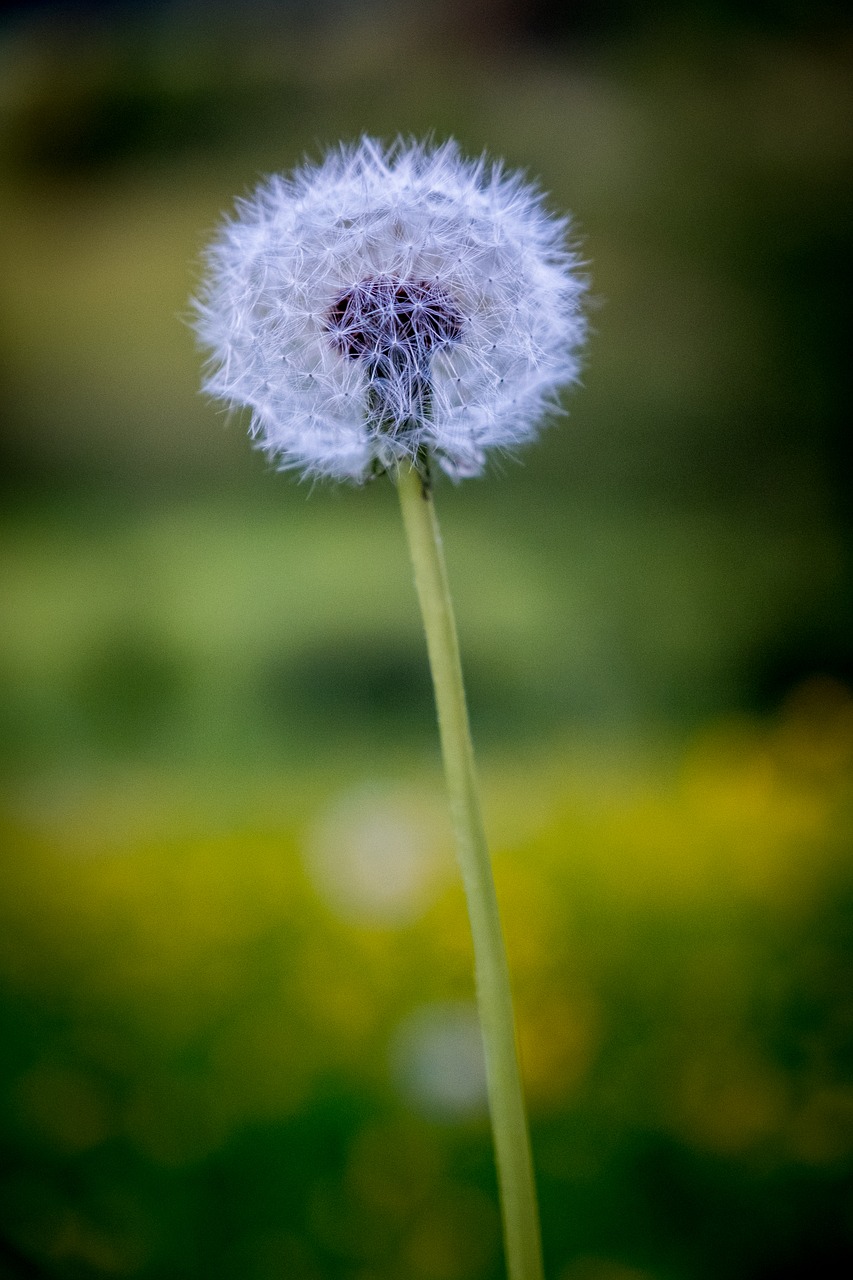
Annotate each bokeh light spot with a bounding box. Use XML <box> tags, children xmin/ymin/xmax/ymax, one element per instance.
<box><xmin>391</xmin><ymin>1002</ymin><xmax>487</xmax><ymax>1119</ymax></box>
<box><xmin>304</xmin><ymin>782</ymin><xmax>449</xmax><ymax>924</ymax></box>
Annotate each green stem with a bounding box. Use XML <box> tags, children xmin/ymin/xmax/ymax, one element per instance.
<box><xmin>396</xmin><ymin>462</ymin><xmax>544</xmax><ymax>1280</ymax></box>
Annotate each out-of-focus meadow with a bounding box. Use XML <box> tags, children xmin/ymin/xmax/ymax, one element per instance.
<box><xmin>1</xmin><ymin>2</ymin><xmax>851</xmax><ymax>1277</ymax></box>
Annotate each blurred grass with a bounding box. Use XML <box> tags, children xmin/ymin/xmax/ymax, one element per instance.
<box><xmin>1</xmin><ymin>2</ymin><xmax>852</xmax><ymax>1278</ymax></box>
<box><xmin>1</xmin><ymin>681</ymin><xmax>852</xmax><ymax>1278</ymax></box>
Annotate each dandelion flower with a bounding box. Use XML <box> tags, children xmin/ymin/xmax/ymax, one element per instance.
<box><xmin>193</xmin><ymin>136</ymin><xmax>586</xmax><ymax>481</ymax></box>
<box><xmin>192</xmin><ymin>137</ymin><xmax>589</xmax><ymax>1280</ymax></box>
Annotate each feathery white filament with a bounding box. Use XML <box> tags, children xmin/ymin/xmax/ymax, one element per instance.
<box><xmin>193</xmin><ymin>137</ymin><xmax>587</xmax><ymax>481</ymax></box>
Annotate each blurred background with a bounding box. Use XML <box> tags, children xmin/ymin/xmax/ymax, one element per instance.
<box><xmin>1</xmin><ymin>1</ymin><xmax>851</xmax><ymax>1277</ymax></box>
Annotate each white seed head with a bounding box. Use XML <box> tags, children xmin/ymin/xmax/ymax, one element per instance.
<box><xmin>193</xmin><ymin>137</ymin><xmax>587</xmax><ymax>482</ymax></box>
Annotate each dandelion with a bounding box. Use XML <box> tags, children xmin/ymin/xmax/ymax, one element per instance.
<box><xmin>193</xmin><ymin>137</ymin><xmax>587</xmax><ymax>1280</ymax></box>
<box><xmin>194</xmin><ymin>136</ymin><xmax>586</xmax><ymax>481</ymax></box>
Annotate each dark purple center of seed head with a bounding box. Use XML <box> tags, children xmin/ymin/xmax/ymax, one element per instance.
<box><xmin>326</xmin><ymin>276</ymin><xmax>464</xmax><ymax>363</ymax></box>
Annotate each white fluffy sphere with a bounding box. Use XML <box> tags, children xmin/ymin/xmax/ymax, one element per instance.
<box><xmin>193</xmin><ymin>137</ymin><xmax>587</xmax><ymax>482</ymax></box>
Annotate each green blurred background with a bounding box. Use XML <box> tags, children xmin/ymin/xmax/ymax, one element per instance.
<box><xmin>1</xmin><ymin>2</ymin><xmax>851</xmax><ymax>1277</ymax></box>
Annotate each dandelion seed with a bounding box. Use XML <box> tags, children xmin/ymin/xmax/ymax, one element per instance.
<box><xmin>193</xmin><ymin>136</ymin><xmax>586</xmax><ymax>481</ymax></box>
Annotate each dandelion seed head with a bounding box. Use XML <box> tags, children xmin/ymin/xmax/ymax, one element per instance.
<box><xmin>193</xmin><ymin>137</ymin><xmax>587</xmax><ymax>481</ymax></box>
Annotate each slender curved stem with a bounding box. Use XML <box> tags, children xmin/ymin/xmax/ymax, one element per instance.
<box><xmin>396</xmin><ymin>462</ymin><xmax>544</xmax><ymax>1280</ymax></box>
